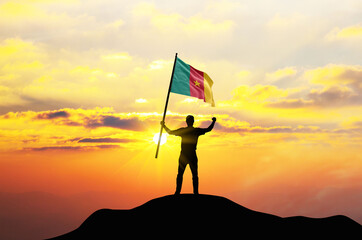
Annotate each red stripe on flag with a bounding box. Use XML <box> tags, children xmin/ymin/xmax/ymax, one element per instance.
<box><xmin>189</xmin><ymin>65</ymin><xmax>205</xmax><ymax>100</ymax></box>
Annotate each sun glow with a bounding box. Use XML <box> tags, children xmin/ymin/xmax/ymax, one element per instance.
<box><xmin>153</xmin><ymin>132</ymin><xmax>167</xmax><ymax>145</ymax></box>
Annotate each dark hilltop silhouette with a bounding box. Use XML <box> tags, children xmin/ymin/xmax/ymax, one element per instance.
<box><xmin>48</xmin><ymin>194</ymin><xmax>361</xmax><ymax>239</ymax></box>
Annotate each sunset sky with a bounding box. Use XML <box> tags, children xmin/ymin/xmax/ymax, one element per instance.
<box><xmin>0</xmin><ymin>0</ymin><xmax>361</xmax><ymax>238</ymax></box>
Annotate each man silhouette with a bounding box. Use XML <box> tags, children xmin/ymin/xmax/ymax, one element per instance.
<box><xmin>161</xmin><ymin>115</ymin><xmax>216</xmax><ymax>195</ymax></box>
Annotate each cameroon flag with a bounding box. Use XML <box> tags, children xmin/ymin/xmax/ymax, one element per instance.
<box><xmin>170</xmin><ymin>57</ymin><xmax>215</xmax><ymax>107</ymax></box>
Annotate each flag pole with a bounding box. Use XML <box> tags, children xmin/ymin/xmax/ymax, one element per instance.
<box><xmin>155</xmin><ymin>53</ymin><xmax>178</xmax><ymax>158</ymax></box>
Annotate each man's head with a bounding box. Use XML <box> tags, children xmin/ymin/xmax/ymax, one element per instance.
<box><xmin>186</xmin><ymin>115</ymin><xmax>194</xmax><ymax>127</ymax></box>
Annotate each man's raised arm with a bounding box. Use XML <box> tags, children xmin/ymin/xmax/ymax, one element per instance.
<box><xmin>160</xmin><ymin>121</ymin><xmax>179</xmax><ymax>135</ymax></box>
<box><xmin>204</xmin><ymin>117</ymin><xmax>216</xmax><ymax>133</ymax></box>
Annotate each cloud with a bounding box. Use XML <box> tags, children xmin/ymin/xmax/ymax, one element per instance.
<box><xmin>0</xmin><ymin>38</ymin><xmax>45</xmax><ymax>64</ymax></box>
<box><xmin>36</xmin><ymin>110</ymin><xmax>70</xmax><ymax>119</ymax></box>
<box><xmin>0</xmin><ymin>107</ymin><xmax>154</xmax><ymax>151</ymax></box>
<box><xmin>0</xmin><ymin>107</ymin><xmax>360</xmax><ymax>153</ymax></box>
<box><xmin>351</xmin><ymin>121</ymin><xmax>362</xmax><ymax>128</ymax></box>
<box><xmin>0</xmin><ymin>37</ymin><xmax>156</xmax><ymax>113</ymax></box>
<box><xmin>231</xmin><ymin>84</ymin><xmax>290</xmax><ymax>102</ymax></box>
<box><xmin>180</xmin><ymin>98</ymin><xmax>199</xmax><ymax>104</ymax></box>
<box><xmin>148</xmin><ymin>60</ymin><xmax>172</xmax><ymax>70</ymax></box>
<box><xmin>0</xmin><ymin>1</ymin><xmax>81</xmax><ymax>41</ymax></box>
<box><xmin>308</xmin><ymin>85</ymin><xmax>360</xmax><ymax>107</ymax></box>
<box><xmin>132</xmin><ymin>2</ymin><xmax>234</xmax><ymax>40</ymax></box>
<box><xmin>266</xmin><ymin>86</ymin><xmax>360</xmax><ymax>109</ymax></box>
<box><xmin>33</xmin><ymin>109</ymin><xmax>149</xmax><ymax>131</ymax></box>
<box><xmin>135</xmin><ymin>98</ymin><xmax>148</xmax><ymax>103</ymax></box>
<box><xmin>0</xmin><ymin>2</ymin><xmax>46</xmax><ymax>18</ymax></box>
<box><xmin>199</xmin><ymin>115</ymin><xmax>323</xmax><ymax>135</ymax></box>
<box><xmin>1</xmin><ymin>108</ymin><xmax>148</xmax><ymax>131</ymax></box>
<box><xmin>85</xmin><ymin>116</ymin><xmax>146</xmax><ymax>131</ymax></box>
<box><xmin>1</xmin><ymin>2</ymin><xmax>359</xmax><ymax>119</ymax></box>
<box><xmin>263</xmin><ymin>64</ymin><xmax>362</xmax><ymax>109</ymax></box>
<box><xmin>305</xmin><ymin>64</ymin><xmax>362</xmax><ymax>86</ymax></box>
<box><xmin>210</xmin><ymin>122</ymin><xmax>247</xmax><ymax>133</ymax></box>
<box><xmin>326</xmin><ymin>24</ymin><xmax>362</xmax><ymax>41</ymax></box>
<box><xmin>25</xmin><ymin>145</ymin><xmax>120</xmax><ymax>151</ymax></box>
<box><xmin>214</xmin><ymin>122</ymin><xmax>322</xmax><ymax>134</ymax></box>
<box><xmin>218</xmin><ymin>84</ymin><xmax>297</xmax><ymax>114</ymax></box>
<box><xmin>78</xmin><ymin>137</ymin><xmax>136</xmax><ymax>143</ymax></box>
<box><xmin>265</xmin><ymin>67</ymin><xmax>297</xmax><ymax>83</ymax></box>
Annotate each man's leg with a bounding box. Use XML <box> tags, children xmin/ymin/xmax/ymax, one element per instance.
<box><xmin>189</xmin><ymin>153</ymin><xmax>199</xmax><ymax>194</ymax></box>
<box><xmin>175</xmin><ymin>154</ymin><xmax>187</xmax><ymax>195</ymax></box>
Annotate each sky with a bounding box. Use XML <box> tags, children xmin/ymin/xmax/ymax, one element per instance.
<box><xmin>0</xmin><ymin>0</ymin><xmax>362</xmax><ymax>238</ymax></box>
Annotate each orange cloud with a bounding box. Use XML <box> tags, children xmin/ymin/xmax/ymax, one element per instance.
<box><xmin>267</xmin><ymin>65</ymin><xmax>362</xmax><ymax>109</ymax></box>
<box><xmin>1</xmin><ymin>107</ymin><xmax>360</xmax><ymax>154</ymax></box>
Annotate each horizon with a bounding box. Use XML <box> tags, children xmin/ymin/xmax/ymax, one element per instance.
<box><xmin>0</xmin><ymin>0</ymin><xmax>361</xmax><ymax>239</ymax></box>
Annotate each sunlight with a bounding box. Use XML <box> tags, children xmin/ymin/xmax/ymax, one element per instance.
<box><xmin>153</xmin><ymin>132</ymin><xmax>167</xmax><ymax>145</ymax></box>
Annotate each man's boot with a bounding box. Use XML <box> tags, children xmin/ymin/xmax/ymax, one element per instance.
<box><xmin>193</xmin><ymin>177</ymin><xmax>199</xmax><ymax>195</ymax></box>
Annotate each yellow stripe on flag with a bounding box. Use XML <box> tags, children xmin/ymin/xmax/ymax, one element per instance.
<box><xmin>203</xmin><ymin>72</ymin><xmax>215</xmax><ymax>107</ymax></box>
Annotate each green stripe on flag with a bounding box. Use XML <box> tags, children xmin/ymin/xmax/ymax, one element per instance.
<box><xmin>170</xmin><ymin>57</ymin><xmax>191</xmax><ymax>96</ymax></box>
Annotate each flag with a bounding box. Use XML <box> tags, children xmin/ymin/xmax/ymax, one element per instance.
<box><xmin>170</xmin><ymin>57</ymin><xmax>215</xmax><ymax>107</ymax></box>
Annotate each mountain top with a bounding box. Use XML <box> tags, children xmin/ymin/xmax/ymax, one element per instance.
<box><xmin>49</xmin><ymin>194</ymin><xmax>362</xmax><ymax>239</ymax></box>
